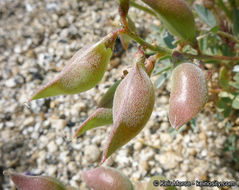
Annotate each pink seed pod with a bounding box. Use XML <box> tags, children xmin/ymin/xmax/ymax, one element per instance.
<box><xmin>102</xmin><ymin>50</ymin><xmax>155</xmax><ymax>162</ymax></box>
<box><xmin>82</xmin><ymin>166</ymin><xmax>134</xmax><ymax>190</ymax></box>
<box><xmin>29</xmin><ymin>32</ymin><xmax>117</xmax><ymax>101</ymax></box>
<box><xmin>169</xmin><ymin>63</ymin><xmax>208</xmax><ymax>129</ymax></box>
<box><xmin>9</xmin><ymin>172</ymin><xmax>66</xmax><ymax>190</ymax></box>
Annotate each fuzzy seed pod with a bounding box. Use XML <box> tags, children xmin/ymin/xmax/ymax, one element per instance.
<box><xmin>29</xmin><ymin>32</ymin><xmax>117</xmax><ymax>101</ymax></box>
<box><xmin>9</xmin><ymin>172</ymin><xmax>66</xmax><ymax>190</ymax></box>
<box><xmin>82</xmin><ymin>166</ymin><xmax>134</xmax><ymax>190</ymax></box>
<box><xmin>102</xmin><ymin>51</ymin><xmax>155</xmax><ymax>162</ymax></box>
<box><xmin>74</xmin><ymin>108</ymin><xmax>113</xmax><ymax>138</ymax></box>
<box><xmin>169</xmin><ymin>63</ymin><xmax>208</xmax><ymax>129</ymax></box>
<box><xmin>142</xmin><ymin>0</ymin><xmax>196</xmax><ymax>43</ymax></box>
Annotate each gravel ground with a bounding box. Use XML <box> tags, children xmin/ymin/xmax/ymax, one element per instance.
<box><xmin>0</xmin><ymin>0</ymin><xmax>239</xmax><ymax>190</ymax></box>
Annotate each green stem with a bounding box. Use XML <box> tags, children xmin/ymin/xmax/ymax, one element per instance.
<box><xmin>217</xmin><ymin>31</ymin><xmax>239</xmax><ymax>44</ymax></box>
<box><xmin>125</xmin><ymin>30</ymin><xmax>173</xmax><ymax>54</ymax></box>
<box><xmin>184</xmin><ymin>53</ymin><xmax>239</xmax><ymax>62</ymax></box>
<box><xmin>129</xmin><ymin>1</ymin><xmax>157</xmax><ymax>17</ymax></box>
<box><xmin>153</xmin><ymin>66</ymin><xmax>171</xmax><ymax>76</ymax></box>
<box><xmin>217</xmin><ymin>0</ymin><xmax>232</xmax><ymax>20</ymax></box>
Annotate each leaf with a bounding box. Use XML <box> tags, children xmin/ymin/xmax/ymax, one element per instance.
<box><xmin>217</xmin><ymin>97</ymin><xmax>232</xmax><ymax>109</ymax></box>
<box><xmin>195</xmin><ymin>4</ymin><xmax>217</xmax><ymax>27</ymax></box>
<box><xmin>232</xmin><ymin>95</ymin><xmax>239</xmax><ymax>109</ymax></box>
<box><xmin>219</xmin><ymin>66</ymin><xmax>231</xmax><ymax>90</ymax></box>
<box><xmin>229</xmin><ymin>81</ymin><xmax>239</xmax><ymax>89</ymax></box>
<box><xmin>155</xmin><ymin>72</ymin><xmax>169</xmax><ymax>88</ymax></box>
<box><xmin>233</xmin><ymin>73</ymin><xmax>239</xmax><ymax>81</ymax></box>
<box><xmin>233</xmin><ymin>66</ymin><xmax>239</xmax><ymax>73</ymax></box>
<box><xmin>74</xmin><ymin>108</ymin><xmax>112</xmax><ymax>138</ymax></box>
<box><xmin>233</xmin><ymin>8</ymin><xmax>239</xmax><ymax>36</ymax></box>
<box><xmin>98</xmin><ymin>80</ymin><xmax>122</xmax><ymax>108</ymax></box>
<box><xmin>163</xmin><ymin>32</ymin><xmax>176</xmax><ymax>49</ymax></box>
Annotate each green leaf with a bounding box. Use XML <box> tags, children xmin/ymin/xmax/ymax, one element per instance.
<box><xmin>232</xmin><ymin>95</ymin><xmax>239</xmax><ymax>109</ymax></box>
<box><xmin>229</xmin><ymin>81</ymin><xmax>239</xmax><ymax>89</ymax></box>
<box><xmin>219</xmin><ymin>66</ymin><xmax>231</xmax><ymax>90</ymax></box>
<box><xmin>155</xmin><ymin>72</ymin><xmax>169</xmax><ymax>88</ymax></box>
<box><xmin>233</xmin><ymin>73</ymin><xmax>239</xmax><ymax>81</ymax></box>
<box><xmin>163</xmin><ymin>32</ymin><xmax>176</xmax><ymax>49</ymax></box>
<box><xmin>195</xmin><ymin>4</ymin><xmax>217</xmax><ymax>27</ymax></box>
<box><xmin>233</xmin><ymin>8</ymin><xmax>239</xmax><ymax>36</ymax></box>
<box><xmin>74</xmin><ymin>108</ymin><xmax>112</xmax><ymax>138</ymax></box>
<box><xmin>217</xmin><ymin>97</ymin><xmax>232</xmax><ymax>109</ymax></box>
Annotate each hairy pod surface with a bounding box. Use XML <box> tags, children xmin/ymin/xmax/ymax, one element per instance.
<box><xmin>9</xmin><ymin>172</ymin><xmax>66</xmax><ymax>190</ymax></box>
<box><xmin>82</xmin><ymin>166</ymin><xmax>134</xmax><ymax>190</ymax></box>
<box><xmin>102</xmin><ymin>53</ymin><xmax>155</xmax><ymax>161</ymax></box>
<box><xmin>169</xmin><ymin>63</ymin><xmax>208</xmax><ymax>129</ymax></box>
<box><xmin>29</xmin><ymin>33</ymin><xmax>116</xmax><ymax>101</ymax></box>
<box><xmin>142</xmin><ymin>0</ymin><xmax>196</xmax><ymax>43</ymax></box>
<box><xmin>74</xmin><ymin>108</ymin><xmax>113</xmax><ymax>138</ymax></box>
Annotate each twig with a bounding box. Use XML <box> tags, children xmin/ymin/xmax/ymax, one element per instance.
<box><xmin>217</xmin><ymin>31</ymin><xmax>239</xmax><ymax>44</ymax></box>
<box><xmin>184</xmin><ymin>52</ymin><xmax>239</xmax><ymax>62</ymax></box>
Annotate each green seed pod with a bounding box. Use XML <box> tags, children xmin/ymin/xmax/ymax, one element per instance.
<box><xmin>169</xmin><ymin>63</ymin><xmax>208</xmax><ymax>129</ymax></box>
<box><xmin>82</xmin><ymin>166</ymin><xmax>134</xmax><ymax>190</ymax></box>
<box><xmin>29</xmin><ymin>32</ymin><xmax>117</xmax><ymax>101</ymax></box>
<box><xmin>74</xmin><ymin>108</ymin><xmax>113</xmax><ymax>138</ymax></box>
<box><xmin>102</xmin><ymin>51</ymin><xmax>155</xmax><ymax>162</ymax></box>
<box><xmin>9</xmin><ymin>172</ymin><xmax>66</xmax><ymax>190</ymax></box>
<box><xmin>141</xmin><ymin>0</ymin><xmax>196</xmax><ymax>43</ymax></box>
<box><xmin>98</xmin><ymin>80</ymin><xmax>122</xmax><ymax>108</ymax></box>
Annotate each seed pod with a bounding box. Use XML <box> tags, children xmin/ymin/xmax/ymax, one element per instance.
<box><xmin>169</xmin><ymin>63</ymin><xmax>208</xmax><ymax>129</ymax></box>
<box><xmin>102</xmin><ymin>51</ymin><xmax>155</xmax><ymax>162</ymax></box>
<box><xmin>74</xmin><ymin>108</ymin><xmax>113</xmax><ymax>138</ymax></box>
<box><xmin>98</xmin><ymin>80</ymin><xmax>122</xmax><ymax>108</ymax></box>
<box><xmin>82</xmin><ymin>166</ymin><xmax>134</xmax><ymax>190</ymax></box>
<box><xmin>29</xmin><ymin>32</ymin><xmax>117</xmax><ymax>101</ymax></box>
<box><xmin>9</xmin><ymin>172</ymin><xmax>66</xmax><ymax>190</ymax></box>
<box><xmin>141</xmin><ymin>0</ymin><xmax>196</xmax><ymax>43</ymax></box>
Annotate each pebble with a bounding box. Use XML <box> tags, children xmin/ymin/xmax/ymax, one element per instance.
<box><xmin>5</xmin><ymin>79</ymin><xmax>17</xmax><ymax>88</ymax></box>
<box><xmin>47</xmin><ymin>141</ymin><xmax>58</xmax><ymax>153</ymax></box>
<box><xmin>84</xmin><ymin>145</ymin><xmax>100</xmax><ymax>163</ymax></box>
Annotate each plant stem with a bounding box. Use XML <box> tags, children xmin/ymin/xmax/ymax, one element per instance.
<box><xmin>129</xmin><ymin>1</ymin><xmax>157</xmax><ymax>17</ymax></box>
<box><xmin>153</xmin><ymin>66</ymin><xmax>171</xmax><ymax>76</ymax></box>
<box><xmin>217</xmin><ymin>31</ymin><xmax>239</xmax><ymax>44</ymax></box>
<box><xmin>125</xmin><ymin>30</ymin><xmax>173</xmax><ymax>54</ymax></box>
<box><xmin>184</xmin><ymin>52</ymin><xmax>239</xmax><ymax>61</ymax></box>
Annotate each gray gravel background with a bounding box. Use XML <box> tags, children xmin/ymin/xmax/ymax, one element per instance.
<box><xmin>0</xmin><ymin>0</ymin><xmax>239</xmax><ymax>189</ymax></box>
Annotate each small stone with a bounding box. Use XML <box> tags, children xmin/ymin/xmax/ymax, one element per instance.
<box><xmin>47</xmin><ymin>165</ymin><xmax>57</xmax><ymax>176</ymax></box>
<box><xmin>50</xmin><ymin>119</ymin><xmax>66</xmax><ymax>131</ymax></box>
<box><xmin>58</xmin><ymin>17</ymin><xmax>69</xmax><ymax>28</ymax></box>
<box><xmin>5</xmin><ymin>78</ymin><xmax>16</xmax><ymax>88</ymax></box>
<box><xmin>156</xmin><ymin>151</ymin><xmax>183</xmax><ymax>170</ymax></box>
<box><xmin>84</xmin><ymin>144</ymin><xmax>100</xmax><ymax>163</ymax></box>
<box><xmin>23</xmin><ymin>117</ymin><xmax>35</xmax><ymax>127</ymax></box>
<box><xmin>134</xmin><ymin>141</ymin><xmax>143</xmax><ymax>151</ymax></box>
<box><xmin>47</xmin><ymin>141</ymin><xmax>58</xmax><ymax>153</ymax></box>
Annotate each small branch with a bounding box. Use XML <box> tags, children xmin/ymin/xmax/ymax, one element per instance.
<box><xmin>129</xmin><ymin>1</ymin><xmax>157</xmax><ymax>17</ymax></box>
<box><xmin>217</xmin><ymin>31</ymin><xmax>239</xmax><ymax>44</ymax></box>
<box><xmin>184</xmin><ymin>52</ymin><xmax>239</xmax><ymax>62</ymax></box>
<box><xmin>153</xmin><ymin>66</ymin><xmax>171</xmax><ymax>76</ymax></box>
<box><xmin>125</xmin><ymin>30</ymin><xmax>173</xmax><ymax>54</ymax></box>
